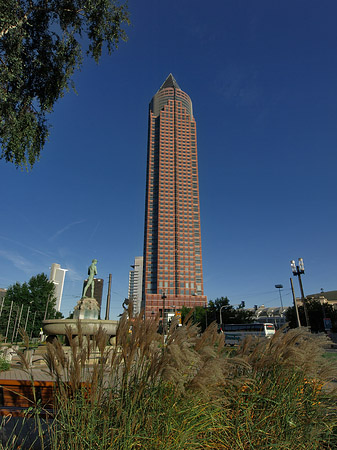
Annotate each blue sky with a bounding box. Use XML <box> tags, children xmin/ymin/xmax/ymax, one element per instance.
<box><xmin>2</xmin><ymin>0</ymin><xmax>337</xmax><ymax>317</ymax></box>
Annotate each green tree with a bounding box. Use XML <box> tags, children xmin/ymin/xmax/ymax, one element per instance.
<box><xmin>0</xmin><ymin>0</ymin><xmax>130</xmax><ymax>169</ymax></box>
<box><xmin>207</xmin><ymin>297</ymin><xmax>253</xmax><ymax>328</ymax></box>
<box><xmin>1</xmin><ymin>273</ymin><xmax>61</xmax><ymax>340</ymax></box>
<box><xmin>181</xmin><ymin>297</ymin><xmax>254</xmax><ymax>332</ymax></box>
<box><xmin>286</xmin><ymin>298</ymin><xmax>337</xmax><ymax>332</ymax></box>
<box><xmin>180</xmin><ymin>305</ymin><xmax>207</xmax><ymax>330</ymax></box>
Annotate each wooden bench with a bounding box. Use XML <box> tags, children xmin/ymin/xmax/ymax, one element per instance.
<box><xmin>0</xmin><ymin>380</ymin><xmax>54</xmax><ymax>417</ymax></box>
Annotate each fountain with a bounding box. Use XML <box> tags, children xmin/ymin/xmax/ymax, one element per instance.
<box><xmin>42</xmin><ymin>259</ymin><xmax>118</xmax><ymax>344</ymax></box>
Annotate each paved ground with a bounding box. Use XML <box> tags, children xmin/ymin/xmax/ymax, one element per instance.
<box><xmin>0</xmin><ymin>367</ymin><xmax>53</xmax><ymax>381</ymax></box>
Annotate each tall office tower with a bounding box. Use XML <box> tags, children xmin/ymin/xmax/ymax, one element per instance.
<box><xmin>142</xmin><ymin>74</ymin><xmax>207</xmax><ymax>319</ymax></box>
<box><xmin>49</xmin><ymin>263</ymin><xmax>68</xmax><ymax>312</ymax></box>
<box><xmin>128</xmin><ymin>256</ymin><xmax>144</xmax><ymax>316</ymax></box>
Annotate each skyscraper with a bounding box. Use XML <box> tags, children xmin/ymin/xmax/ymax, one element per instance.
<box><xmin>128</xmin><ymin>256</ymin><xmax>144</xmax><ymax>316</ymax></box>
<box><xmin>142</xmin><ymin>74</ymin><xmax>207</xmax><ymax>319</ymax></box>
<box><xmin>49</xmin><ymin>263</ymin><xmax>68</xmax><ymax>312</ymax></box>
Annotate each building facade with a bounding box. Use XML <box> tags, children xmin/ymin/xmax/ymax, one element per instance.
<box><xmin>128</xmin><ymin>256</ymin><xmax>144</xmax><ymax>316</ymax></box>
<box><xmin>49</xmin><ymin>263</ymin><xmax>68</xmax><ymax>312</ymax></box>
<box><xmin>142</xmin><ymin>74</ymin><xmax>207</xmax><ymax>319</ymax></box>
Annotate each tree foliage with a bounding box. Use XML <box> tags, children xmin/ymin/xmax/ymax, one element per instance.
<box><xmin>181</xmin><ymin>297</ymin><xmax>254</xmax><ymax>332</ymax></box>
<box><xmin>286</xmin><ymin>298</ymin><xmax>337</xmax><ymax>332</ymax></box>
<box><xmin>1</xmin><ymin>273</ymin><xmax>62</xmax><ymax>340</ymax></box>
<box><xmin>0</xmin><ymin>0</ymin><xmax>130</xmax><ymax>169</ymax></box>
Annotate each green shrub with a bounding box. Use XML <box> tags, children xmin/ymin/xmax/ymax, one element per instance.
<box><xmin>0</xmin><ymin>356</ymin><xmax>10</xmax><ymax>372</ymax></box>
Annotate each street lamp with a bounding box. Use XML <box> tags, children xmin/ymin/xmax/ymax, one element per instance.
<box><xmin>275</xmin><ymin>284</ymin><xmax>285</xmax><ymax>325</ymax></box>
<box><xmin>290</xmin><ymin>258</ymin><xmax>310</xmax><ymax>328</ymax></box>
<box><xmin>220</xmin><ymin>305</ymin><xmax>226</xmax><ymax>329</ymax></box>
<box><xmin>161</xmin><ymin>290</ymin><xmax>167</xmax><ymax>334</ymax></box>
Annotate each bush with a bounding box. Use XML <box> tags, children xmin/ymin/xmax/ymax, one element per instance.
<box><xmin>0</xmin><ymin>356</ymin><xmax>10</xmax><ymax>372</ymax></box>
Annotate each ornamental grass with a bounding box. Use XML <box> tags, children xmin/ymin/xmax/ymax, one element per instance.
<box><xmin>3</xmin><ymin>312</ymin><xmax>337</xmax><ymax>449</ymax></box>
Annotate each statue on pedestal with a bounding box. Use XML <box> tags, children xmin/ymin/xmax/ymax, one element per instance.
<box><xmin>74</xmin><ymin>259</ymin><xmax>100</xmax><ymax>320</ymax></box>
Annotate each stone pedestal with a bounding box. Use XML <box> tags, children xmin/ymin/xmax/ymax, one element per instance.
<box><xmin>73</xmin><ymin>297</ymin><xmax>100</xmax><ymax>320</ymax></box>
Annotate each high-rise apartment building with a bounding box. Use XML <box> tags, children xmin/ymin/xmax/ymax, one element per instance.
<box><xmin>128</xmin><ymin>256</ymin><xmax>144</xmax><ymax>316</ymax></box>
<box><xmin>142</xmin><ymin>74</ymin><xmax>207</xmax><ymax>319</ymax></box>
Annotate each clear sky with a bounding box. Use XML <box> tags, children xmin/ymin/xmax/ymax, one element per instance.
<box><xmin>2</xmin><ymin>0</ymin><xmax>337</xmax><ymax>318</ymax></box>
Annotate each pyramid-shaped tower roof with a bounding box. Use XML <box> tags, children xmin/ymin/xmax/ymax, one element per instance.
<box><xmin>159</xmin><ymin>73</ymin><xmax>180</xmax><ymax>91</ymax></box>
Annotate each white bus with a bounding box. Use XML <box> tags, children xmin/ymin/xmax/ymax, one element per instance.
<box><xmin>221</xmin><ymin>323</ymin><xmax>275</xmax><ymax>345</ymax></box>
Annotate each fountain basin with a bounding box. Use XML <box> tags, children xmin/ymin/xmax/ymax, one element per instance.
<box><xmin>42</xmin><ymin>319</ymin><xmax>118</xmax><ymax>339</ymax></box>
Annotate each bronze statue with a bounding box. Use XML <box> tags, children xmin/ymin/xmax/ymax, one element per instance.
<box><xmin>83</xmin><ymin>259</ymin><xmax>98</xmax><ymax>298</ymax></box>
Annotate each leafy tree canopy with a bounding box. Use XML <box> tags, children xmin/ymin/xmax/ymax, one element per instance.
<box><xmin>181</xmin><ymin>297</ymin><xmax>254</xmax><ymax>332</ymax></box>
<box><xmin>0</xmin><ymin>0</ymin><xmax>130</xmax><ymax>169</ymax></box>
<box><xmin>2</xmin><ymin>273</ymin><xmax>62</xmax><ymax>340</ymax></box>
<box><xmin>286</xmin><ymin>298</ymin><xmax>337</xmax><ymax>333</ymax></box>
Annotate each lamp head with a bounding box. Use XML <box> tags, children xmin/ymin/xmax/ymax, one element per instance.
<box><xmin>298</xmin><ymin>258</ymin><xmax>305</xmax><ymax>273</ymax></box>
<box><xmin>290</xmin><ymin>260</ymin><xmax>297</xmax><ymax>274</ymax></box>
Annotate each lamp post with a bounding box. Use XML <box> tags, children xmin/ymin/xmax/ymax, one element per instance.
<box><xmin>162</xmin><ymin>290</ymin><xmax>167</xmax><ymax>334</ymax></box>
<box><xmin>290</xmin><ymin>278</ymin><xmax>301</xmax><ymax>327</ymax></box>
<box><xmin>275</xmin><ymin>284</ymin><xmax>285</xmax><ymax>325</ymax></box>
<box><xmin>220</xmin><ymin>305</ymin><xmax>226</xmax><ymax>330</ymax></box>
<box><xmin>290</xmin><ymin>258</ymin><xmax>310</xmax><ymax>328</ymax></box>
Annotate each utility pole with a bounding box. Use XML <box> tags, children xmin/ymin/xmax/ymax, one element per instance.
<box><xmin>105</xmin><ymin>274</ymin><xmax>112</xmax><ymax>320</ymax></box>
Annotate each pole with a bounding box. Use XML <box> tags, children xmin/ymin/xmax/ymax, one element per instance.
<box><xmin>278</xmin><ymin>288</ymin><xmax>284</xmax><ymax>310</ymax></box>
<box><xmin>105</xmin><ymin>274</ymin><xmax>112</xmax><ymax>320</ymax></box>
<box><xmin>297</xmin><ymin>269</ymin><xmax>310</xmax><ymax>328</ymax></box>
<box><xmin>24</xmin><ymin>306</ymin><xmax>31</xmax><ymax>332</ymax></box>
<box><xmin>5</xmin><ymin>301</ymin><xmax>13</xmax><ymax>343</ymax></box>
<box><xmin>0</xmin><ymin>297</ymin><xmax>5</xmax><ymax>321</ymax></box>
<box><xmin>162</xmin><ymin>290</ymin><xmax>167</xmax><ymax>334</ymax></box>
<box><xmin>30</xmin><ymin>311</ymin><xmax>37</xmax><ymax>339</ymax></box>
<box><xmin>14</xmin><ymin>304</ymin><xmax>24</xmax><ymax>342</ymax></box>
<box><xmin>290</xmin><ymin>278</ymin><xmax>301</xmax><ymax>327</ymax></box>
<box><xmin>11</xmin><ymin>305</ymin><xmax>20</xmax><ymax>343</ymax></box>
<box><xmin>220</xmin><ymin>305</ymin><xmax>226</xmax><ymax>329</ymax></box>
<box><xmin>44</xmin><ymin>294</ymin><xmax>51</xmax><ymax>321</ymax></box>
